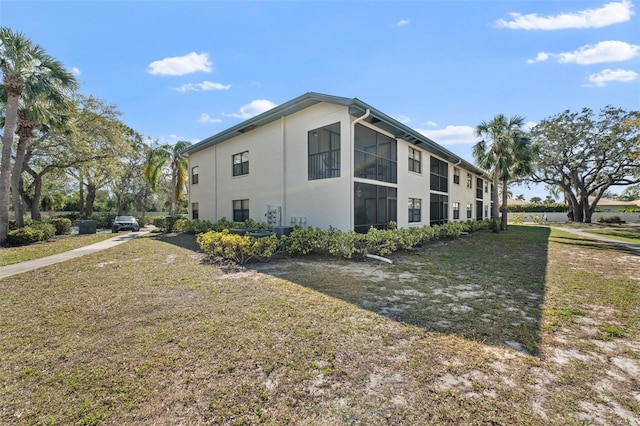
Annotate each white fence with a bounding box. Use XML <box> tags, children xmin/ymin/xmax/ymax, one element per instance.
<box><xmin>507</xmin><ymin>212</ymin><xmax>640</xmax><ymax>224</ymax></box>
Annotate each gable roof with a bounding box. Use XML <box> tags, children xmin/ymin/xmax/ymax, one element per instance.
<box><xmin>183</xmin><ymin>92</ymin><xmax>490</xmax><ymax>178</ymax></box>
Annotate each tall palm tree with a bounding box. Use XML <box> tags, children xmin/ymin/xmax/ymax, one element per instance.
<box><xmin>143</xmin><ymin>140</ymin><xmax>192</xmax><ymax>215</ymax></box>
<box><xmin>473</xmin><ymin>114</ymin><xmax>528</xmax><ymax>233</ymax></box>
<box><xmin>0</xmin><ymin>27</ymin><xmax>77</xmax><ymax>243</ymax></box>
<box><xmin>9</xmin><ymin>92</ymin><xmax>75</xmax><ymax>227</ymax></box>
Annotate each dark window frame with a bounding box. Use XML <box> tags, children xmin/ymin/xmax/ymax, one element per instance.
<box><xmin>233</xmin><ymin>199</ymin><xmax>250</xmax><ymax>222</ymax></box>
<box><xmin>408</xmin><ymin>197</ymin><xmax>421</xmax><ymax>223</ymax></box>
<box><xmin>192</xmin><ymin>202</ymin><xmax>199</xmax><ymax>220</ymax></box>
<box><xmin>408</xmin><ymin>147</ymin><xmax>422</xmax><ymax>174</ymax></box>
<box><xmin>453</xmin><ymin>167</ymin><xmax>460</xmax><ymax>185</ymax></box>
<box><xmin>466</xmin><ymin>203</ymin><xmax>473</xmax><ymax>219</ymax></box>
<box><xmin>232</xmin><ymin>151</ymin><xmax>249</xmax><ymax>177</ymax></box>
<box><xmin>452</xmin><ymin>202</ymin><xmax>460</xmax><ymax>220</ymax></box>
<box><xmin>191</xmin><ymin>166</ymin><xmax>199</xmax><ymax>185</ymax></box>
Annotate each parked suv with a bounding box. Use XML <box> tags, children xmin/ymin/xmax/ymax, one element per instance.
<box><xmin>112</xmin><ymin>216</ymin><xmax>140</xmax><ymax>233</ymax></box>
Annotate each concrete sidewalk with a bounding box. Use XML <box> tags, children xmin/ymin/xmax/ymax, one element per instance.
<box><xmin>0</xmin><ymin>231</ymin><xmax>148</xmax><ymax>280</ymax></box>
<box><xmin>552</xmin><ymin>226</ymin><xmax>640</xmax><ymax>255</ymax></box>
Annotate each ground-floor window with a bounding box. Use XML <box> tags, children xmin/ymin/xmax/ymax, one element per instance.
<box><xmin>233</xmin><ymin>199</ymin><xmax>249</xmax><ymax>222</ymax></box>
<box><xmin>452</xmin><ymin>202</ymin><xmax>460</xmax><ymax>220</ymax></box>
<box><xmin>466</xmin><ymin>203</ymin><xmax>472</xmax><ymax>219</ymax></box>
<box><xmin>430</xmin><ymin>193</ymin><xmax>448</xmax><ymax>225</ymax></box>
<box><xmin>408</xmin><ymin>198</ymin><xmax>421</xmax><ymax>223</ymax></box>
<box><xmin>354</xmin><ymin>182</ymin><xmax>397</xmax><ymax>233</ymax></box>
<box><xmin>192</xmin><ymin>202</ymin><xmax>199</xmax><ymax>220</ymax></box>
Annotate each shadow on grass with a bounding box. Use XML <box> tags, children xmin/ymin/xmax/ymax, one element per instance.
<box><xmin>551</xmin><ymin>234</ymin><xmax>640</xmax><ymax>256</ymax></box>
<box><xmin>148</xmin><ymin>227</ymin><xmax>551</xmax><ymax>356</ymax></box>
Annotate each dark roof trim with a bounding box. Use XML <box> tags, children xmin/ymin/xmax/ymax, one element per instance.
<box><xmin>183</xmin><ymin>92</ymin><xmax>489</xmax><ymax>178</ymax></box>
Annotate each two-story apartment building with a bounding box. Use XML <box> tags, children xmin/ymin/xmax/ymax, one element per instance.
<box><xmin>182</xmin><ymin>92</ymin><xmax>492</xmax><ymax>232</ymax></box>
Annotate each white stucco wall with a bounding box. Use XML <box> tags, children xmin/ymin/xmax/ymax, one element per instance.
<box><xmin>188</xmin><ymin>101</ymin><xmax>492</xmax><ymax>230</ymax></box>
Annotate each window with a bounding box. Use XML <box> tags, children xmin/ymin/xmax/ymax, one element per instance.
<box><xmin>466</xmin><ymin>203</ymin><xmax>472</xmax><ymax>219</ymax></box>
<box><xmin>232</xmin><ymin>151</ymin><xmax>249</xmax><ymax>176</ymax></box>
<box><xmin>191</xmin><ymin>166</ymin><xmax>199</xmax><ymax>185</ymax></box>
<box><xmin>233</xmin><ymin>199</ymin><xmax>249</xmax><ymax>222</ymax></box>
<box><xmin>354</xmin><ymin>124</ymin><xmax>397</xmax><ymax>183</ymax></box>
<box><xmin>192</xmin><ymin>202</ymin><xmax>199</xmax><ymax>220</ymax></box>
<box><xmin>430</xmin><ymin>194</ymin><xmax>448</xmax><ymax>225</ymax></box>
<box><xmin>485</xmin><ymin>205</ymin><xmax>489</xmax><ymax>218</ymax></box>
<box><xmin>308</xmin><ymin>123</ymin><xmax>340</xmax><ymax>180</ymax></box>
<box><xmin>466</xmin><ymin>173</ymin><xmax>472</xmax><ymax>188</ymax></box>
<box><xmin>430</xmin><ymin>157</ymin><xmax>448</xmax><ymax>192</ymax></box>
<box><xmin>354</xmin><ymin>182</ymin><xmax>397</xmax><ymax>233</ymax></box>
<box><xmin>408</xmin><ymin>198</ymin><xmax>421</xmax><ymax>223</ymax></box>
<box><xmin>452</xmin><ymin>202</ymin><xmax>460</xmax><ymax>220</ymax></box>
<box><xmin>453</xmin><ymin>167</ymin><xmax>460</xmax><ymax>185</ymax></box>
<box><xmin>408</xmin><ymin>147</ymin><xmax>421</xmax><ymax>174</ymax></box>
<box><xmin>476</xmin><ymin>177</ymin><xmax>483</xmax><ymax>199</ymax></box>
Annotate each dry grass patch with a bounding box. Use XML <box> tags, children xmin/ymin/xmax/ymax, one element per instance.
<box><xmin>0</xmin><ymin>227</ymin><xmax>638</xmax><ymax>425</ymax></box>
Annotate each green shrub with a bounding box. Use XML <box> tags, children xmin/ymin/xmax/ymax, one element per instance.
<box><xmin>27</xmin><ymin>221</ymin><xmax>56</xmax><ymax>240</ymax></box>
<box><xmin>197</xmin><ymin>230</ymin><xmax>279</xmax><ymax>264</ymax></box>
<box><xmin>47</xmin><ymin>217</ymin><xmax>72</xmax><ymax>235</ymax></box>
<box><xmin>7</xmin><ymin>226</ymin><xmax>45</xmax><ymax>246</ymax></box>
<box><xmin>597</xmin><ymin>215</ymin><xmax>625</xmax><ymax>224</ymax></box>
<box><xmin>153</xmin><ymin>217</ymin><xmax>167</xmax><ymax>231</ymax></box>
<box><xmin>175</xmin><ymin>218</ymin><xmax>213</xmax><ymax>233</ymax></box>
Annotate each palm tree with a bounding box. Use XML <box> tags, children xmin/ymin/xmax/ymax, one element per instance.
<box><xmin>0</xmin><ymin>27</ymin><xmax>77</xmax><ymax>243</ymax></box>
<box><xmin>9</xmin><ymin>91</ymin><xmax>75</xmax><ymax>227</ymax></box>
<box><xmin>473</xmin><ymin>114</ymin><xmax>528</xmax><ymax>232</ymax></box>
<box><xmin>143</xmin><ymin>140</ymin><xmax>192</xmax><ymax>215</ymax></box>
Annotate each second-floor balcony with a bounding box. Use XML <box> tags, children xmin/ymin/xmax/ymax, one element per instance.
<box><xmin>354</xmin><ymin>150</ymin><xmax>397</xmax><ymax>184</ymax></box>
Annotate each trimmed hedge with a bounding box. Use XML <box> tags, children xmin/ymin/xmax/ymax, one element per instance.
<box><xmin>196</xmin><ymin>219</ymin><xmax>491</xmax><ymax>264</ymax></box>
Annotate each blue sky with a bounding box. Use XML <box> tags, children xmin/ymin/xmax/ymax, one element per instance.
<box><xmin>2</xmin><ymin>0</ymin><xmax>639</xmax><ymax>200</ymax></box>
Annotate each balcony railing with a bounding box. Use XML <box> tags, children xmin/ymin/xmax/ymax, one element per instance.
<box><xmin>354</xmin><ymin>150</ymin><xmax>397</xmax><ymax>184</ymax></box>
<box><xmin>308</xmin><ymin>151</ymin><xmax>340</xmax><ymax>180</ymax></box>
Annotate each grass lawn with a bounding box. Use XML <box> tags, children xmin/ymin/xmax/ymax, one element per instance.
<box><xmin>0</xmin><ymin>226</ymin><xmax>638</xmax><ymax>425</ymax></box>
<box><xmin>0</xmin><ymin>233</ymin><xmax>116</xmax><ymax>266</ymax></box>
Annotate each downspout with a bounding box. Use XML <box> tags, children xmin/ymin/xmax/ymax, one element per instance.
<box><xmin>350</xmin><ymin>108</ymin><xmax>371</xmax><ymax>230</ymax></box>
<box><xmin>281</xmin><ymin>116</ymin><xmax>286</xmax><ymax>227</ymax></box>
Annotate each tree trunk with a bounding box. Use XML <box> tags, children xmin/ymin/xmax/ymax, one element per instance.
<box><xmin>0</xmin><ymin>93</ymin><xmax>21</xmax><ymax>244</ymax></box>
<box><xmin>85</xmin><ymin>182</ymin><xmax>96</xmax><ymax>216</ymax></box>
<box><xmin>491</xmin><ymin>169</ymin><xmax>500</xmax><ymax>233</ymax></box>
<box><xmin>169</xmin><ymin>167</ymin><xmax>177</xmax><ymax>215</ymax></box>
<box><xmin>11</xmin><ymin>131</ymin><xmax>32</xmax><ymax>228</ymax></box>
<box><xmin>500</xmin><ymin>178</ymin><xmax>509</xmax><ymax>231</ymax></box>
<box><xmin>23</xmin><ymin>164</ymin><xmax>43</xmax><ymax>222</ymax></box>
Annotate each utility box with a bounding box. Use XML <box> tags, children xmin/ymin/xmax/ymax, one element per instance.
<box><xmin>272</xmin><ymin>226</ymin><xmax>294</xmax><ymax>238</ymax></box>
<box><xmin>78</xmin><ymin>220</ymin><xmax>97</xmax><ymax>234</ymax></box>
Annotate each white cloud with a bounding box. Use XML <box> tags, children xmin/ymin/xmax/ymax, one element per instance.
<box><xmin>495</xmin><ymin>0</ymin><xmax>633</xmax><ymax>30</ymax></box>
<box><xmin>416</xmin><ymin>125</ymin><xmax>477</xmax><ymax>145</ymax></box>
<box><xmin>524</xmin><ymin>121</ymin><xmax>538</xmax><ymax>131</ymax></box>
<box><xmin>147</xmin><ymin>52</ymin><xmax>213</xmax><ymax>76</ymax></box>
<box><xmin>71</xmin><ymin>67</ymin><xmax>81</xmax><ymax>76</ymax></box>
<box><xmin>585</xmin><ymin>68</ymin><xmax>638</xmax><ymax>87</ymax></box>
<box><xmin>396</xmin><ymin>19</ymin><xmax>410</xmax><ymax>26</ymax></box>
<box><xmin>527</xmin><ymin>52</ymin><xmax>550</xmax><ymax>64</ymax></box>
<box><xmin>528</xmin><ymin>41</ymin><xmax>639</xmax><ymax>65</ymax></box>
<box><xmin>558</xmin><ymin>40</ymin><xmax>639</xmax><ymax>64</ymax></box>
<box><xmin>422</xmin><ymin>120</ymin><xmax>438</xmax><ymax>127</ymax></box>
<box><xmin>175</xmin><ymin>81</ymin><xmax>231</xmax><ymax>92</ymax></box>
<box><xmin>223</xmin><ymin>99</ymin><xmax>278</xmax><ymax>119</ymax></box>
<box><xmin>198</xmin><ymin>113</ymin><xmax>223</xmax><ymax>124</ymax></box>
<box><xmin>394</xmin><ymin>114</ymin><xmax>411</xmax><ymax>124</ymax></box>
